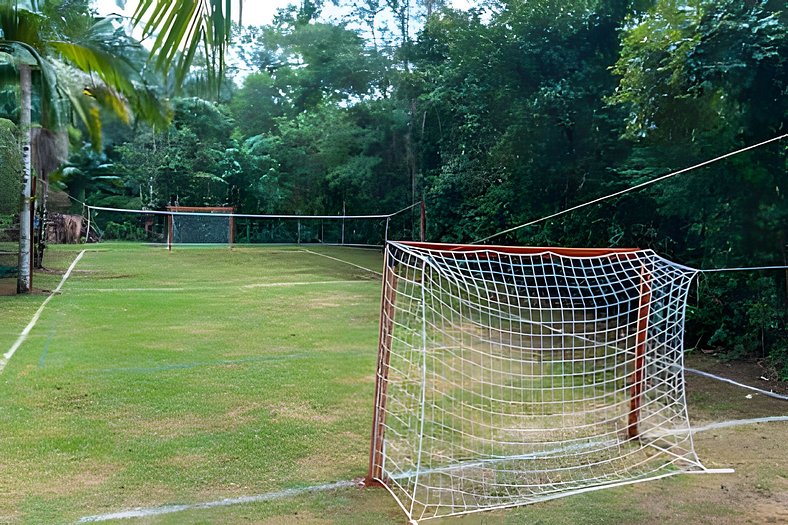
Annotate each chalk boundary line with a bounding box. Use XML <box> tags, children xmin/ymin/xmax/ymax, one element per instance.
<box><xmin>0</xmin><ymin>249</ymin><xmax>86</xmax><ymax>375</ymax></box>
<box><xmin>300</xmin><ymin>248</ymin><xmax>383</xmax><ymax>276</ymax></box>
<box><xmin>76</xmin><ymin>416</ymin><xmax>788</xmax><ymax>523</ymax></box>
<box><xmin>76</xmin><ymin>480</ymin><xmax>357</xmax><ymax>523</ymax></box>
<box><xmin>69</xmin><ymin>280</ymin><xmax>375</xmax><ymax>293</ymax></box>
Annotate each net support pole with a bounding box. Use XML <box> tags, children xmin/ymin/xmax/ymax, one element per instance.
<box><xmin>420</xmin><ymin>200</ymin><xmax>426</xmax><ymax>242</ymax></box>
<box><xmin>229</xmin><ymin>214</ymin><xmax>235</xmax><ymax>247</ymax></box>
<box><xmin>167</xmin><ymin>213</ymin><xmax>173</xmax><ymax>251</ymax></box>
<box><xmin>29</xmin><ymin>173</ymin><xmax>36</xmax><ymax>277</ymax></box>
<box><xmin>627</xmin><ymin>263</ymin><xmax>652</xmax><ymax>439</ymax></box>
<box><xmin>366</xmin><ymin>246</ymin><xmax>398</xmax><ymax>486</ymax></box>
<box><xmin>85</xmin><ymin>205</ymin><xmax>92</xmax><ymax>244</ymax></box>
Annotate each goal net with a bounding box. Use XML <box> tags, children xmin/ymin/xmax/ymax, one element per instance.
<box><xmin>368</xmin><ymin>241</ymin><xmax>724</xmax><ymax>522</ymax></box>
<box><xmin>166</xmin><ymin>206</ymin><xmax>235</xmax><ymax>246</ymax></box>
<box><xmin>84</xmin><ymin>203</ymin><xmax>425</xmax><ymax>248</ymax></box>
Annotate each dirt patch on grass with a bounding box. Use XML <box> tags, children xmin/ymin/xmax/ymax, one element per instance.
<box><xmin>50</xmin><ymin>462</ymin><xmax>121</xmax><ymax>496</ymax></box>
<box><xmin>687</xmin><ymin>353</ymin><xmax>788</xmax><ymax>395</ymax></box>
<box><xmin>266</xmin><ymin>401</ymin><xmax>340</xmax><ymax>424</ymax></box>
<box><xmin>294</xmin><ymin>432</ymin><xmax>364</xmax><ymax>481</ymax></box>
<box><xmin>634</xmin><ymin>422</ymin><xmax>788</xmax><ymax>525</ymax></box>
<box><xmin>163</xmin><ymin>453</ymin><xmax>210</xmax><ymax>469</ymax></box>
<box><xmin>685</xmin><ymin>355</ymin><xmax>787</xmax><ymax>423</ymax></box>
<box><xmin>2</xmin><ymin>459</ymin><xmax>123</xmax><ymax>503</ymax></box>
<box><xmin>304</xmin><ymin>292</ymin><xmax>365</xmax><ymax>310</ymax></box>
<box><xmin>308</xmin><ymin>300</ymin><xmax>342</xmax><ymax>308</ymax></box>
<box><xmin>254</xmin><ymin>510</ymin><xmax>333</xmax><ymax>525</ymax></box>
<box><xmin>123</xmin><ymin>404</ymin><xmax>263</xmax><ymax>439</ymax></box>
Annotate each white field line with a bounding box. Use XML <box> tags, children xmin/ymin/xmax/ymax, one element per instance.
<box><xmin>74</xmin><ymin>287</ymin><xmax>191</xmax><ymax>292</ymax></box>
<box><xmin>73</xmin><ymin>416</ymin><xmax>787</xmax><ymax>523</ymax></box>
<box><xmin>685</xmin><ymin>368</ymin><xmax>788</xmax><ymax>401</ymax></box>
<box><xmin>689</xmin><ymin>416</ymin><xmax>788</xmax><ymax>433</ymax></box>
<box><xmin>0</xmin><ymin>250</ymin><xmax>85</xmax><ymax>374</ymax></box>
<box><xmin>241</xmin><ymin>279</ymin><xmax>372</xmax><ymax>289</ymax></box>
<box><xmin>70</xmin><ymin>280</ymin><xmax>374</xmax><ymax>293</ymax></box>
<box><xmin>76</xmin><ymin>480</ymin><xmax>356</xmax><ymax>523</ymax></box>
<box><xmin>300</xmin><ymin>249</ymin><xmax>383</xmax><ymax>277</ymax></box>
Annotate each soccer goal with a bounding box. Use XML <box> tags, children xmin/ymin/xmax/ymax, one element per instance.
<box><xmin>367</xmin><ymin>241</ymin><xmax>729</xmax><ymax>523</ymax></box>
<box><xmin>166</xmin><ymin>206</ymin><xmax>235</xmax><ymax>248</ymax></box>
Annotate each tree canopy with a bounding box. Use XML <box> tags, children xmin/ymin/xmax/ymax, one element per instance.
<box><xmin>2</xmin><ymin>0</ymin><xmax>786</xmax><ymax>376</ymax></box>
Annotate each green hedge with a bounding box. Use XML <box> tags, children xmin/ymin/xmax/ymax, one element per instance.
<box><xmin>0</xmin><ymin>118</ymin><xmax>21</xmax><ymax>215</ymax></box>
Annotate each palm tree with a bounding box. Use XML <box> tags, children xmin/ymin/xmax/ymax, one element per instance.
<box><xmin>1</xmin><ymin>0</ymin><xmax>237</xmax><ymax>292</ymax></box>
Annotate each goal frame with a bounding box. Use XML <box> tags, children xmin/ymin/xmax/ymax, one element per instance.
<box><xmin>366</xmin><ymin>241</ymin><xmax>652</xmax><ymax>488</ymax></box>
<box><xmin>165</xmin><ymin>206</ymin><xmax>235</xmax><ymax>250</ymax></box>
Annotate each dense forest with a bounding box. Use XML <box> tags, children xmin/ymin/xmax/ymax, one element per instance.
<box><xmin>2</xmin><ymin>0</ymin><xmax>787</xmax><ymax>376</ymax></box>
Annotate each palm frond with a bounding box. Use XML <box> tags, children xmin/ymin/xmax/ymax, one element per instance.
<box><xmin>131</xmin><ymin>0</ymin><xmax>235</xmax><ymax>97</ymax></box>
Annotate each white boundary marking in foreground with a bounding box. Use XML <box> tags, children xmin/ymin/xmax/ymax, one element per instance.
<box><xmin>0</xmin><ymin>250</ymin><xmax>85</xmax><ymax>375</ymax></box>
<box><xmin>75</xmin><ymin>416</ymin><xmax>787</xmax><ymax>523</ymax></box>
<box><xmin>76</xmin><ymin>480</ymin><xmax>356</xmax><ymax>523</ymax></box>
<box><xmin>689</xmin><ymin>416</ymin><xmax>788</xmax><ymax>433</ymax></box>
<box><xmin>71</xmin><ymin>280</ymin><xmax>373</xmax><ymax>293</ymax></box>
<box><xmin>686</xmin><ymin>367</ymin><xmax>788</xmax><ymax>401</ymax></box>
<box><xmin>242</xmin><ymin>279</ymin><xmax>372</xmax><ymax>288</ymax></box>
<box><xmin>300</xmin><ymin>248</ymin><xmax>383</xmax><ymax>276</ymax></box>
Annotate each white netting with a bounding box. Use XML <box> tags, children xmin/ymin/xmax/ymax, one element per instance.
<box><xmin>85</xmin><ymin>204</ymin><xmax>423</xmax><ymax>247</ymax></box>
<box><xmin>369</xmin><ymin>242</ymin><xmax>709</xmax><ymax>522</ymax></box>
<box><xmin>170</xmin><ymin>211</ymin><xmax>233</xmax><ymax>244</ymax></box>
<box><xmin>232</xmin><ymin>216</ymin><xmax>389</xmax><ymax>246</ymax></box>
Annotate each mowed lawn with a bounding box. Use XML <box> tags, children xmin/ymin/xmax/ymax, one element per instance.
<box><xmin>0</xmin><ymin>244</ymin><xmax>389</xmax><ymax>524</ymax></box>
<box><xmin>0</xmin><ymin>244</ymin><xmax>785</xmax><ymax>525</ymax></box>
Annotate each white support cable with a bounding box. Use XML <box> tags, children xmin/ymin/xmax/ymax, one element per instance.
<box><xmin>686</xmin><ymin>368</ymin><xmax>788</xmax><ymax>401</ymax></box>
<box><xmin>42</xmin><ymin>186</ymin><xmax>419</xmax><ymax>221</ymax></box>
<box><xmin>474</xmin><ymin>134</ymin><xmax>788</xmax><ymax>244</ymax></box>
<box><xmin>35</xmin><ymin>176</ymin><xmax>86</xmax><ymax>206</ymax></box>
<box><xmin>85</xmin><ymin>204</ymin><xmax>413</xmax><ymax>220</ymax></box>
<box><xmin>85</xmin><ymin>205</ymin><xmax>92</xmax><ymax>243</ymax></box>
<box><xmin>698</xmin><ymin>265</ymin><xmax>788</xmax><ymax>273</ymax></box>
<box><xmin>389</xmin><ymin>201</ymin><xmax>422</xmax><ymax>217</ymax></box>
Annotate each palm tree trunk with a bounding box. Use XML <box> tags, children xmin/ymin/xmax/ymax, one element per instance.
<box><xmin>17</xmin><ymin>64</ymin><xmax>32</xmax><ymax>293</ymax></box>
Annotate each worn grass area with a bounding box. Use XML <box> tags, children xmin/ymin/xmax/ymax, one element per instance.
<box><xmin>0</xmin><ymin>244</ymin><xmax>383</xmax><ymax>524</ymax></box>
<box><xmin>0</xmin><ymin>244</ymin><xmax>785</xmax><ymax>525</ymax></box>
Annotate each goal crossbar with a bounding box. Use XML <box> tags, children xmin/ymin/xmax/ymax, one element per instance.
<box><xmin>393</xmin><ymin>241</ymin><xmax>641</xmax><ymax>257</ymax></box>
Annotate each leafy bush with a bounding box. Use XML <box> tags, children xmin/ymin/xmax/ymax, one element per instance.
<box><xmin>102</xmin><ymin>221</ymin><xmax>147</xmax><ymax>241</ymax></box>
<box><xmin>0</xmin><ymin>118</ymin><xmax>21</xmax><ymax>215</ymax></box>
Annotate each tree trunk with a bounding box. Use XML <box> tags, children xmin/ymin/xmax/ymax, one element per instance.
<box><xmin>34</xmin><ymin>173</ymin><xmax>48</xmax><ymax>269</ymax></box>
<box><xmin>17</xmin><ymin>65</ymin><xmax>32</xmax><ymax>294</ymax></box>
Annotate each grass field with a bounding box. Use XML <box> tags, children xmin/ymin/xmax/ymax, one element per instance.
<box><xmin>0</xmin><ymin>244</ymin><xmax>786</xmax><ymax>524</ymax></box>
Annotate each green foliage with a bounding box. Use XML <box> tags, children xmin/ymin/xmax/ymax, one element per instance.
<box><xmin>609</xmin><ymin>0</ymin><xmax>788</xmax><ymax>376</ymax></box>
<box><xmin>131</xmin><ymin>0</ymin><xmax>234</xmax><ymax>96</ymax></box>
<box><xmin>0</xmin><ymin>117</ymin><xmax>20</xmax><ymax>214</ymax></box>
<box><xmin>59</xmin><ymin>0</ymin><xmax>788</xmax><ymax>376</ymax></box>
<box><xmin>0</xmin><ymin>0</ymin><xmax>172</xmax><ymax>149</ymax></box>
<box><xmin>101</xmin><ymin>220</ymin><xmax>146</xmax><ymax>240</ymax></box>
